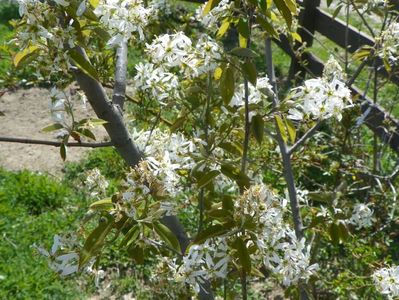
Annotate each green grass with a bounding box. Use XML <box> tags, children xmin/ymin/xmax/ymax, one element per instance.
<box><xmin>0</xmin><ymin>168</ymin><xmax>89</xmax><ymax>299</ymax></box>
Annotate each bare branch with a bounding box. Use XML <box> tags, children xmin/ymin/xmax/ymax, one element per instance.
<box><xmin>0</xmin><ymin>136</ymin><xmax>113</xmax><ymax>148</ymax></box>
<box><xmin>112</xmin><ymin>41</ymin><xmax>128</xmax><ymax>110</ymax></box>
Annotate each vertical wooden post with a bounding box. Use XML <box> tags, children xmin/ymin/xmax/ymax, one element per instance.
<box><xmin>288</xmin><ymin>0</ymin><xmax>321</xmax><ymax>84</ymax></box>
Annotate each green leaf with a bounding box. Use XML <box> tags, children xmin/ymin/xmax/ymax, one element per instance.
<box><xmin>14</xmin><ymin>45</ymin><xmax>39</xmax><ymax>67</ymax></box>
<box><xmin>329</xmin><ymin>223</ymin><xmax>340</xmax><ymax>245</ymax></box>
<box><xmin>284</xmin><ymin>0</ymin><xmax>297</xmax><ymax>13</ymax></box>
<box><xmin>120</xmin><ymin>224</ymin><xmax>140</xmax><ymax>247</ymax></box>
<box><xmin>251</xmin><ymin>115</ymin><xmax>264</xmax><ymax>144</ymax></box>
<box><xmin>233</xmin><ymin>237</ymin><xmax>251</xmax><ymax>273</ymax></box>
<box><xmin>79</xmin><ymin>214</ymin><xmax>114</xmax><ymax>267</ymax></box>
<box><xmin>275</xmin><ymin>115</ymin><xmax>288</xmax><ymax>143</ymax></box>
<box><xmin>153</xmin><ymin>222</ymin><xmax>180</xmax><ymax>252</ymax></box>
<box><xmin>256</xmin><ymin>15</ymin><xmax>278</xmax><ymax>38</ymax></box>
<box><xmin>219</xmin><ymin>141</ymin><xmax>243</xmax><ymax>156</ymax></box>
<box><xmin>285</xmin><ymin>118</ymin><xmax>296</xmax><ymax>144</ymax></box>
<box><xmin>68</xmin><ymin>49</ymin><xmax>99</xmax><ymax>80</ymax></box>
<box><xmin>193</xmin><ymin>223</ymin><xmax>232</xmax><ymax>244</ymax></box>
<box><xmin>220</xmin><ymin>66</ymin><xmax>235</xmax><ymax>105</ymax></box>
<box><xmin>197</xmin><ymin>170</ymin><xmax>220</xmax><ymax>189</ymax></box>
<box><xmin>220</xmin><ymin>163</ymin><xmax>250</xmax><ymax>190</ymax></box>
<box><xmin>60</xmin><ymin>143</ymin><xmax>67</xmax><ymax>161</ymax></box>
<box><xmin>89</xmin><ymin>0</ymin><xmax>99</xmax><ymax>8</ymax></box>
<box><xmin>230</xmin><ymin>47</ymin><xmax>258</xmax><ymax>58</ymax></box>
<box><xmin>274</xmin><ymin>0</ymin><xmax>292</xmax><ymax>28</ymax></box>
<box><xmin>80</xmin><ymin>128</ymin><xmax>96</xmax><ymax>140</ymax></box>
<box><xmin>332</xmin><ymin>4</ymin><xmax>343</xmax><ymax>19</ymax></box>
<box><xmin>202</xmin><ymin>0</ymin><xmax>221</xmax><ymax>15</ymax></box>
<box><xmin>42</xmin><ymin>123</ymin><xmax>64</xmax><ymax>132</ymax></box>
<box><xmin>89</xmin><ymin>198</ymin><xmax>114</xmax><ymax>211</ymax></box>
<box><xmin>242</xmin><ymin>61</ymin><xmax>257</xmax><ymax>86</ymax></box>
<box><xmin>88</xmin><ymin>118</ymin><xmax>108</xmax><ymax>126</ymax></box>
<box><xmin>237</xmin><ymin>18</ymin><xmax>250</xmax><ymax>39</ymax></box>
<box><xmin>217</xmin><ymin>19</ymin><xmax>230</xmax><ymax>38</ymax></box>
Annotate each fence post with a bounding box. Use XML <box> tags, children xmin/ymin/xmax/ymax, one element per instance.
<box><xmin>288</xmin><ymin>0</ymin><xmax>321</xmax><ymax>84</ymax></box>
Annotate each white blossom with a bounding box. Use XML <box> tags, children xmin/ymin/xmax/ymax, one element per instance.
<box><xmin>373</xmin><ymin>265</ymin><xmax>399</xmax><ymax>299</ymax></box>
<box><xmin>349</xmin><ymin>203</ymin><xmax>374</xmax><ymax>229</ymax></box>
<box><xmin>33</xmin><ymin>235</ymin><xmax>79</xmax><ymax>277</ymax></box>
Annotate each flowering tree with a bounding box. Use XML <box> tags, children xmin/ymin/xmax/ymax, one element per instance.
<box><xmin>4</xmin><ymin>0</ymin><xmax>399</xmax><ymax>298</ymax></box>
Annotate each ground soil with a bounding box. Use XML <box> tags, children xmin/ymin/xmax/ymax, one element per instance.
<box><xmin>0</xmin><ymin>87</ymin><xmax>108</xmax><ymax>177</ymax></box>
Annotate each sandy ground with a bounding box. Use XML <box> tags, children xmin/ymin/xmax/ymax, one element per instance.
<box><xmin>0</xmin><ymin>87</ymin><xmax>108</xmax><ymax>177</ymax></box>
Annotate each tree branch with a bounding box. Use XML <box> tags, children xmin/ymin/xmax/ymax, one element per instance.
<box><xmin>288</xmin><ymin>121</ymin><xmax>322</xmax><ymax>155</ymax></box>
<box><xmin>0</xmin><ymin>136</ymin><xmax>113</xmax><ymax>148</ymax></box>
<box><xmin>112</xmin><ymin>41</ymin><xmax>128</xmax><ymax>110</ymax></box>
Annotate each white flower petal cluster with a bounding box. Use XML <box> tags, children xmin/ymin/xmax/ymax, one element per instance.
<box><xmin>349</xmin><ymin>203</ymin><xmax>374</xmax><ymax>229</ymax></box>
<box><xmin>373</xmin><ymin>265</ymin><xmax>399</xmax><ymax>299</ymax></box>
<box><xmin>176</xmin><ymin>237</ymin><xmax>230</xmax><ymax>293</ymax></box>
<box><xmin>230</xmin><ymin>76</ymin><xmax>273</xmax><ymax>108</ymax></box>
<box><xmin>133</xmin><ymin>62</ymin><xmax>179</xmax><ymax>103</ymax></box>
<box><xmin>195</xmin><ymin>0</ymin><xmax>233</xmax><ymax>31</ymax></box>
<box><xmin>379</xmin><ymin>22</ymin><xmax>399</xmax><ymax>64</ymax></box>
<box><xmin>237</xmin><ymin>184</ymin><xmax>318</xmax><ymax>286</ymax></box>
<box><xmin>85</xmin><ymin>168</ymin><xmax>109</xmax><ymax>197</ymax></box>
<box><xmin>49</xmin><ymin>87</ymin><xmax>67</xmax><ymax>124</ymax></box>
<box><xmin>146</xmin><ymin>32</ymin><xmax>193</xmax><ymax>68</ymax></box>
<box><xmin>94</xmin><ymin>0</ymin><xmax>156</xmax><ymax>46</ymax></box>
<box><xmin>288</xmin><ymin>58</ymin><xmax>352</xmax><ymax>121</ymax></box>
<box><xmin>33</xmin><ymin>235</ymin><xmax>79</xmax><ymax>276</ymax></box>
<box><xmin>131</xmin><ymin>128</ymin><xmax>196</xmax><ymax>196</ymax></box>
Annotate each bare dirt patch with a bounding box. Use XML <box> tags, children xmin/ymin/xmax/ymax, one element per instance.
<box><xmin>0</xmin><ymin>87</ymin><xmax>108</xmax><ymax>177</ymax></box>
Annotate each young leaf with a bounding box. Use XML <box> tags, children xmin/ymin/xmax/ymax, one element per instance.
<box><xmin>42</xmin><ymin>123</ymin><xmax>64</xmax><ymax>132</ymax></box>
<box><xmin>153</xmin><ymin>222</ymin><xmax>181</xmax><ymax>252</ymax></box>
<box><xmin>233</xmin><ymin>237</ymin><xmax>251</xmax><ymax>273</ymax></box>
<box><xmin>220</xmin><ymin>66</ymin><xmax>235</xmax><ymax>105</ymax></box>
<box><xmin>285</xmin><ymin>118</ymin><xmax>296</xmax><ymax>144</ymax></box>
<box><xmin>217</xmin><ymin>20</ymin><xmax>230</xmax><ymax>38</ymax></box>
<box><xmin>60</xmin><ymin>143</ymin><xmax>67</xmax><ymax>161</ymax></box>
<box><xmin>79</xmin><ymin>215</ymin><xmax>114</xmax><ymax>267</ymax></box>
<box><xmin>231</xmin><ymin>47</ymin><xmax>258</xmax><ymax>58</ymax></box>
<box><xmin>275</xmin><ymin>115</ymin><xmax>288</xmax><ymax>143</ymax></box>
<box><xmin>242</xmin><ymin>61</ymin><xmax>257</xmax><ymax>86</ymax></box>
<box><xmin>89</xmin><ymin>198</ymin><xmax>114</xmax><ymax>211</ymax></box>
<box><xmin>274</xmin><ymin>0</ymin><xmax>292</xmax><ymax>28</ymax></box>
<box><xmin>197</xmin><ymin>170</ymin><xmax>220</xmax><ymax>189</ymax></box>
<box><xmin>14</xmin><ymin>45</ymin><xmax>39</xmax><ymax>67</ymax></box>
<box><xmin>251</xmin><ymin>115</ymin><xmax>264</xmax><ymax>144</ymax></box>
<box><xmin>202</xmin><ymin>0</ymin><xmax>221</xmax><ymax>15</ymax></box>
<box><xmin>237</xmin><ymin>18</ymin><xmax>250</xmax><ymax>39</ymax></box>
<box><xmin>120</xmin><ymin>224</ymin><xmax>140</xmax><ymax>247</ymax></box>
<box><xmin>68</xmin><ymin>49</ymin><xmax>99</xmax><ymax>80</ymax></box>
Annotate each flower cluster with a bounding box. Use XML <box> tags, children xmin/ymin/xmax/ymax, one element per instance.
<box><xmin>379</xmin><ymin>22</ymin><xmax>399</xmax><ymax>64</ymax></box>
<box><xmin>288</xmin><ymin>58</ymin><xmax>352</xmax><ymax>121</ymax></box>
<box><xmin>94</xmin><ymin>0</ymin><xmax>156</xmax><ymax>46</ymax></box>
<box><xmin>133</xmin><ymin>32</ymin><xmax>223</xmax><ymax>103</ymax></box>
<box><xmin>175</xmin><ymin>237</ymin><xmax>230</xmax><ymax>293</ymax></box>
<box><xmin>229</xmin><ymin>76</ymin><xmax>274</xmax><ymax>112</ymax></box>
<box><xmin>85</xmin><ymin>168</ymin><xmax>109</xmax><ymax>198</ymax></box>
<box><xmin>373</xmin><ymin>265</ymin><xmax>399</xmax><ymax>299</ymax></box>
<box><xmin>237</xmin><ymin>185</ymin><xmax>318</xmax><ymax>286</ymax></box>
<box><xmin>195</xmin><ymin>0</ymin><xmax>233</xmax><ymax>31</ymax></box>
<box><xmin>349</xmin><ymin>203</ymin><xmax>374</xmax><ymax>229</ymax></box>
<box><xmin>131</xmin><ymin>128</ymin><xmax>196</xmax><ymax>196</ymax></box>
<box><xmin>33</xmin><ymin>234</ymin><xmax>79</xmax><ymax>276</ymax></box>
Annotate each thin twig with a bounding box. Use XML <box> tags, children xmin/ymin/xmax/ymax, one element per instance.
<box><xmin>0</xmin><ymin>136</ymin><xmax>113</xmax><ymax>148</ymax></box>
<box><xmin>288</xmin><ymin>121</ymin><xmax>322</xmax><ymax>155</ymax></box>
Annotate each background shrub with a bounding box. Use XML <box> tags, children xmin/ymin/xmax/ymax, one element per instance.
<box><xmin>0</xmin><ymin>169</ymin><xmax>71</xmax><ymax>214</ymax></box>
